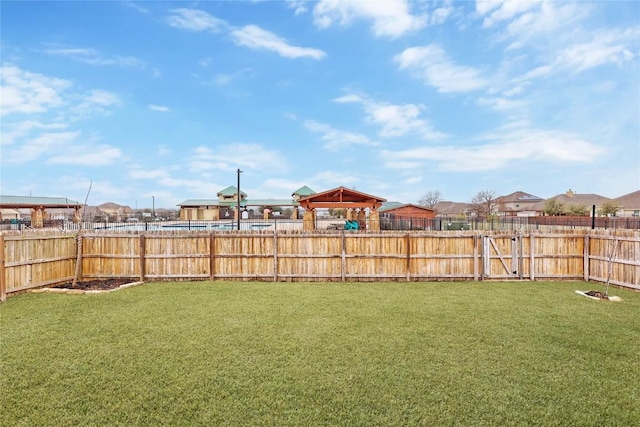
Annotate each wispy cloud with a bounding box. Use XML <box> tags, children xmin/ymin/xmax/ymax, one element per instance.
<box><xmin>382</xmin><ymin>125</ymin><xmax>604</xmax><ymax>172</ymax></box>
<box><xmin>167</xmin><ymin>9</ymin><xmax>325</xmax><ymax>60</ymax></box>
<box><xmin>43</xmin><ymin>46</ymin><xmax>145</xmax><ymax>68</ymax></box>
<box><xmin>395</xmin><ymin>44</ymin><xmax>487</xmax><ymax>93</ymax></box>
<box><xmin>230</xmin><ymin>25</ymin><xmax>326</xmax><ymax>59</ymax></box>
<box><xmin>149</xmin><ymin>104</ymin><xmax>171</xmax><ymax>112</ymax></box>
<box><xmin>304</xmin><ymin>120</ymin><xmax>379</xmax><ymax>150</ymax></box>
<box><xmin>519</xmin><ymin>27</ymin><xmax>639</xmax><ymax>81</ymax></box>
<box><xmin>166</xmin><ymin>8</ymin><xmax>228</xmax><ymax>32</ymax></box>
<box><xmin>334</xmin><ymin>93</ymin><xmax>445</xmax><ymax>139</ymax></box>
<box><xmin>313</xmin><ymin>0</ymin><xmax>426</xmax><ymax>38</ymax></box>
<box><xmin>189</xmin><ymin>144</ymin><xmax>288</xmax><ymax>172</ymax></box>
<box><xmin>0</xmin><ymin>65</ymin><xmax>70</xmax><ymax>115</ymax></box>
<box><xmin>47</xmin><ymin>144</ymin><xmax>122</xmax><ymax>165</ymax></box>
<box><xmin>71</xmin><ymin>89</ymin><xmax>121</xmax><ymax>119</ymax></box>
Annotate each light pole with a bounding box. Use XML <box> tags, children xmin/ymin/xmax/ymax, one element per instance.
<box><xmin>237</xmin><ymin>169</ymin><xmax>242</xmax><ymax>230</ymax></box>
<box><xmin>152</xmin><ymin>196</ymin><xmax>155</xmax><ymax>220</ymax></box>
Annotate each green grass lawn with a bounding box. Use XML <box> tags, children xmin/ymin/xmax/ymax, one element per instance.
<box><xmin>1</xmin><ymin>281</ymin><xmax>639</xmax><ymax>426</ymax></box>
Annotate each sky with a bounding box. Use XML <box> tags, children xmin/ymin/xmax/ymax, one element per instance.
<box><xmin>1</xmin><ymin>0</ymin><xmax>639</xmax><ymax>210</ymax></box>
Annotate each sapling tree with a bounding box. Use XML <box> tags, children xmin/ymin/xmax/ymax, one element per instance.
<box><xmin>470</xmin><ymin>189</ymin><xmax>498</xmax><ymax>217</ymax></box>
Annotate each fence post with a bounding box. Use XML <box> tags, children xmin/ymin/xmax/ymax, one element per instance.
<box><xmin>405</xmin><ymin>233</ymin><xmax>411</xmax><ymax>282</ymax></box>
<box><xmin>139</xmin><ymin>234</ymin><xmax>146</xmax><ymax>282</ymax></box>
<box><xmin>0</xmin><ymin>235</ymin><xmax>6</xmax><ymax>302</ymax></box>
<box><xmin>273</xmin><ymin>232</ymin><xmax>278</xmax><ymax>282</ymax></box>
<box><xmin>341</xmin><ymin>231</ymin><xmax>346</xmax><ymax>282</ymax></box>
<box><xmin>473</xmin><ymin>234</ymin><xmax>479</xmax><ymax>281</ymax></box>
<box><xmin>583</xmin><ymin>234</ymin><xmax>590</xmax><ymax>282</ymax></box>
<box><xmin>210</xmin><ymin>232</ymin><xmax>216</xmax><ymax>280</ymax></box>
<box><xmin>529</xmin><ymin>233</ymin><xmax>535</xmax><ymax>281</ymax></box>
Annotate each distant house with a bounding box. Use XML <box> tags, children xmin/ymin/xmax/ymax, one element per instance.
<box><xmin>531</xmin><ymin>190</ymin><xmax>611</xmax><ymax>215</ymax></box>
<box><xmin>98</xmin><ymin>202</ymin><xmax>132</xmax><ymax>221</ymax></box>
<box><xmin>433</xmin><ymin>201</ymin><xmax>474</xmax><ymax>218</ymax></box>
<box><xmin>612</xmin><ymin>190</ymin><xmax>640</xmax><ymax>217</ymax></box>
<box><xmin>495</xmin><ymin>191</ymin><xmax>544</xmax><ymax>217</ymax></box>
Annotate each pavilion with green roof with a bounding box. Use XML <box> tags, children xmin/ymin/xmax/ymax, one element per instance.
<box><xmin>0</xmin><ymin>195</ymin><xmax>84</xmax><ymax>227</ymax></box>
<box><xmin>177</xmin><ymin>186</ymin><xmax>316</xmax><ymax>221</ymax></box>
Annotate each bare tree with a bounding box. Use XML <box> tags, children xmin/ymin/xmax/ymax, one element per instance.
<box><xmin>418</xmin><ymin>190</ymin><xmax>443</xmax><ymax>209</ymax></box>
<box><xmin>470</xmin><ymin>189</ymin><xmax>498</xmax><ymax>218</ymax></box>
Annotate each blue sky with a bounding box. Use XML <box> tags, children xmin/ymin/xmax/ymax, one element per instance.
<box><xmin>1</xmin><ymin>1</ymin><xmax>639</xmax><ymax>209</ymax></box>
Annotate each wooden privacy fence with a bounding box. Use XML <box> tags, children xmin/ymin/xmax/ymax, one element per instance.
<box><xmin>1</xmin><ymin>230</ymin><xmax>639</xmax><ymax>300</ymax></box>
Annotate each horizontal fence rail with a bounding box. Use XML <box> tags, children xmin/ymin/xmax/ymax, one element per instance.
<box><xmin>3</xmin><ymin>215</ymin><xmax>640</xmax><ymax>234</ymax></box>
<box><xmin>1</xmin><ymin>229</ymin><xmax>638</xmax><ymax>300</ymax></box>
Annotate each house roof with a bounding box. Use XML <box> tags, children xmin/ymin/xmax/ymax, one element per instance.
<box><xmin>497</xmin><ymin>191</ymin><xmax>543</xmax><ymax>203</ymax></box>
<box><xmin>379</xmin><ymin>201</ymin><xmax>404</xmax><ymax>212</ymax></box>
<box><xmin>0</xmin><ymin>195</ymin><xmax>83</xmax><ymax>208</ymax></box>
<box><xmin>530</xmin><ymin>192</ymin><xmax>611</xmax><ymax>211</ymax></box>
<box><xmin>379</xmin><ymin>203</ymin><xmax>434</xmax><ymax>213</ymax></box>
<box><xmin>613</xmin><ymin>190</ymin><xmax>640</xmax><ymax>209</ymax></box>
<box><xmin>433</xmin><ymin>201</ymin><xmax>472</xmax><ymax>216</ymax></box>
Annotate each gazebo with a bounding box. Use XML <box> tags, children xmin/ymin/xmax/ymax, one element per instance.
<box><xmin>0</xmin><ymin>195</ymin><xmax>84</xmax><ymax>228</ymax></box>
<box><xmin>297</xmin><ymin>186</ymin><xmax>386</xmax><ymax>231</ymax></box>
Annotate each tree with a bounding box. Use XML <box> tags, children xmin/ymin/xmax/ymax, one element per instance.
<box><xmin>543</xmin><ymin>199</ymin><xmax>565</xmax><ymax>216</ymax></box>
<box><xmin>470</xmin><ymin>189</ymin><xmax>498</xmax><ymax>217</ymax></box>
<box><xmin>418</xmin><ymin>190</ymin><xmax>442</xmax><ymax>209</ymax></box>
<box><xmin>598</xmin><ymin>202</ymin><xmax>620</xmax><ymax>217</ymax></box>
<box><xmin>328</xmin><ymin>208</ymin><xmax>346</xmax><ymax>218</ymax></box>
<box><xmin>566</xmin><ymin>204</ymin><xmax>589</xmax><ymax>216</ymax></box>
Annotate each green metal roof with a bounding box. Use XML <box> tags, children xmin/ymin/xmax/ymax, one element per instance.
<box><xmin>217</xmin><ymin>186</ymin><xmax>247</xmax><ymax>197</ymax></box>
<box><xmin>292</xmin><ymin>186</ymin><xmax>316</xmax><ymax>197</ymax></box>
<box><xmin>177</xmin><ymin>198</ymin><xmax>299</xmax><ymax>207</ymax></box>
<box><xmin>0</xmin><ymin>195</ymin><xmax>83</xmax><ymax>208</ymax></box>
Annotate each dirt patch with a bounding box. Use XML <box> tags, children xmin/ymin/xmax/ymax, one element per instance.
<box><xmin>584</xmin><ymin>290</ymin><xmax>609</xmax><ymax>300</ymax></box>
<box><xmin>53</xmin><ymin>279</ymin><xmax>132</xmax><ymax>291</ymax></box>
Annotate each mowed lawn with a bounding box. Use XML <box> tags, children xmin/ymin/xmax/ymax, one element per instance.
<box><xmin>1</xmin><ymin>281</ymin><xmax>639</xmax><ymax>426</ymax></box>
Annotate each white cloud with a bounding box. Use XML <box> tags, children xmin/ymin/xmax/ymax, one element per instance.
<box><xmin>0</xmin><ymin>65</ymin><xmax>70</xmax><ymax>115</ymax></box>
<box><xmin>334</xmin><ymin>93</ymin><xmax>445</xmax><ymax>139</ymax></box>
<box><xmin>166</xmin><ymin>8</ymin><xmax>228</xmax><ymax>32</ymax></box>
<box><xmin>477</xmin><ymin>0</ymin><xmax>541</xmax><ymax>28</ymax></box>
<box><xmin>304</xmin><ymin>120</ymin><xmax>379</xmax><ymax>150</ymax></box>
<box><xmin>230</xmin><ymin>25</ymin><xmax>326</xmax><ymax>59</ymax></box>
<box><xmin>47</xmin><ymin>145</ymin><xmax>122</xmax><ymax>165</ymax></box>
<box><xmin>0</xmin><ymin>120</ymin><xmax>67</xmax><ymax>145</ymax></box>
<box><xmin>43</xmin><ymin>46</ymin><xmax>145</xmax><ymax>68</ymax></box>
<box><xmin>286</xmin><ymin>0</ymin><xmax>308</xmax><ymax>16</ymax></box>
<box><xmin>3</xmin><ymin>131</ymin><xmax>80</xmax><ymax>163</ymax></box>
<box><xmin>518</xmin><ymin>27</ymin><xmax>639</xmax><ymax>82</ymax></box>
<box><xmin>189</xmin><ymin>143</ymin><xmax>288</xmax><ymax>172</ymax></box>
<box><xmin>382</xmin><ymin>126</ymin><xmax>604</xmax><ymax>172</ymax></box>
<box><xmin>395</xmin><ymin>44</ymin><xmax>487</xmax><ymax>93</ymax></box>
<box><xmin>71</xmin><ymin>89</ymin><xmax>121</xmax><ymax>119</ymax></box>
<box><xmin>149</xmin><ymin>104</ymin><xmax>171</xmax><ymax>112</ymax></box>
<box><xmin>313</xmin><ymin>0</ymin><xmax>426</xmax><ymax>38</ymax></box>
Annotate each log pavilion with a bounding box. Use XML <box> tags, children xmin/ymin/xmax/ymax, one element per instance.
<box><xmin>298</xmin><ymin>186</ymin><xmax>386</xmax><ymax>231</ymax></box>
<box><xmin>0</xmin><ymin>195</ymin><xmax>84</xmax><ymax>228</ymax></box>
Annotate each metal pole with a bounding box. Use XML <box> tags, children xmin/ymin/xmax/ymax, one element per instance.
<box><xmin>152</xmin><ymin>196</ymin><xmax>155</xmax><ymax>220</ymax></box>
<box><xmin>237</xmin><ymin>169</ymin><xmax>242</xmax><ymax>230</ymax></box>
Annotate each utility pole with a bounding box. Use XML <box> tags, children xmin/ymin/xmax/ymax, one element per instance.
<box><xmin>237</xmin><ymin>169</ymin><xmax>242</xmax><ymax>230</ymax></box>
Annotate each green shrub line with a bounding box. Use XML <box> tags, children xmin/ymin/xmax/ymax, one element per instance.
<box><xmin>1</xmin><ymin>281</ymin><xmax>639</xmax><ymax>426</ymax></box>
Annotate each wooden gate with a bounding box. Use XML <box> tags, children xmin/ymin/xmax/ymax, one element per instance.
<box><xmin>482</xmin><ymin>235</ymin><xmax>524</xmax><ymax>279</ymax></box>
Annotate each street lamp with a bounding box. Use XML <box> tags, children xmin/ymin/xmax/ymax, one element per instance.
<box><xmin>237</xmin><ymin>169</ymin><xmax>242</xmax><ymax>230</ymax></box>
